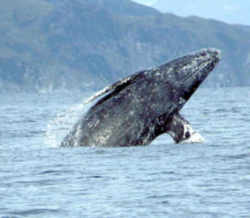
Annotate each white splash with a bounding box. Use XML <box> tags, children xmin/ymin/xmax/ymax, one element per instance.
<box><xmin>181</xmin><ymin>122</ymin><xmax>205</xmax><ymax>144</ymax></box>
<box><xmin>45</xmin><ymin>102</ymin><xmax>90</xmax><ymax>148</ymax></box>
<box><xmin>181</xmin><ymin>131</ymin><xmax>205</xmax><ymax>144</ymax></box>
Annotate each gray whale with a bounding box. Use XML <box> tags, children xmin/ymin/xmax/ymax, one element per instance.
<box><xmin>61</xmin><ymin>48</ymin><xmax>221</xmax><ymax>147</ymax></box>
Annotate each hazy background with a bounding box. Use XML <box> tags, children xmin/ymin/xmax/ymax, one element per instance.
<box><xmin>0</xmin><ymin>0</ymin><xmax>250</xmax><ymax>93</ymax></box>
<box><xmin>133</xmin><ymin>0</ymin><xmax>250</xmax><ymax>25</ymax></box>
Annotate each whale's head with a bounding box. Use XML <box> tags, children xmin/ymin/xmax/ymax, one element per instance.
<box><xmin>157</xmin><ymin>48</ymin><xmax>221</xmax><ymax>109</ymax></box>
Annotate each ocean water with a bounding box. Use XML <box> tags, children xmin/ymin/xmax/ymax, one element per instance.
<box><xmin>1</xmin><ymin>87</ymin><xmax>250</xmax><ymax>218</ymax></box>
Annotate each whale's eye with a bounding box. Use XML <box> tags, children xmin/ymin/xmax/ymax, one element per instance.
<box><xmin>185</xmin><ymin>131</ymin><xmax>190</xmax><ymax>138</ymax></box>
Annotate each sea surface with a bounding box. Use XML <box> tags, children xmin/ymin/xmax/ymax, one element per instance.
<box><xmin>1</xmin><ymin>87</ymin><xmax>250</xmax><ymax>218</ymax></box>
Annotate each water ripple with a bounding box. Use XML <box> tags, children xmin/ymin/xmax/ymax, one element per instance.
<box><xmin>1</xmin><ymin>89</ymin><xmax>250</xmax><ymax>217</ymax></box>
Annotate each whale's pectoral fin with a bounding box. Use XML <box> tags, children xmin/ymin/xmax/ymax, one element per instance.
<box><xmin>84</xmin><ymin>72</ymin><xmax>143</xmax><ymax>104</ymax></box>
<box><xmin>166</xmin><ymin>113</ymin><xmax>204</xmax><ymax>143</ymax></box>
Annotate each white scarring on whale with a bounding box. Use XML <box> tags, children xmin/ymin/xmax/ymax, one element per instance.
<box><xmin>61</xmin><ymin>48</ymin><xmax>221</xmax><ymax>147</ymax></box>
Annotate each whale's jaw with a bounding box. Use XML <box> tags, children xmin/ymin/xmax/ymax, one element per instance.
<box><xmin>155</xmin><ymin>48</ymin><xmax>221</xmax><ymax>110</ymax></box>
<box><xmin>180</xmin><ymin>48</ymin><xmax>221</xmax><ymax>101</ymax></box>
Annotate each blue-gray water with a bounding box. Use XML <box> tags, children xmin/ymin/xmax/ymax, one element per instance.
<box><xmin>1</xmin><ymin>87</ymin><xmax>250</xmax><ymax>218</ymax></box>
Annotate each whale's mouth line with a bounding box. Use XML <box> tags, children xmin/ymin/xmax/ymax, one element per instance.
<box><xmin>180</xmin><ymin>49</ymin><xmax>220</xmax><ymax>84</ymax></box>
<box><xmin>181</xmin><ymin>60</ymin><xmax>212</xmax><ymax>84</ymax></box>
<box><xmin>181</xmin><ymin>70</ymin><xmax>197</xmax><ymax>84</ymax></box>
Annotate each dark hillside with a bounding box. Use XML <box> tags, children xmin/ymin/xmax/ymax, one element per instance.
<box><xmin>0</xmin><ymin>0</ymin><xmax>250</xmax><ymax>92</ymax></box>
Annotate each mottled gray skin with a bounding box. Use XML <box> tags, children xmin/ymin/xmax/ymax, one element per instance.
<box><xmin>61</xmin><ymin>48</ymin><xmax>220</xmax><ymax>147</ymax></box>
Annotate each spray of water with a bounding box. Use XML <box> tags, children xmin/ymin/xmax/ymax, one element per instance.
<box><xmin>45</xmin><ymin>100</ymin><xmax>91</xmax><ymax>148</ymax></box>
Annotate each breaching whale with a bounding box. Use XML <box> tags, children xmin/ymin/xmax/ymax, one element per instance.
<box><xmin>61</xmin><ymin>48</ymin><xmax>221</xmax><ymax>147</ymax></box>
